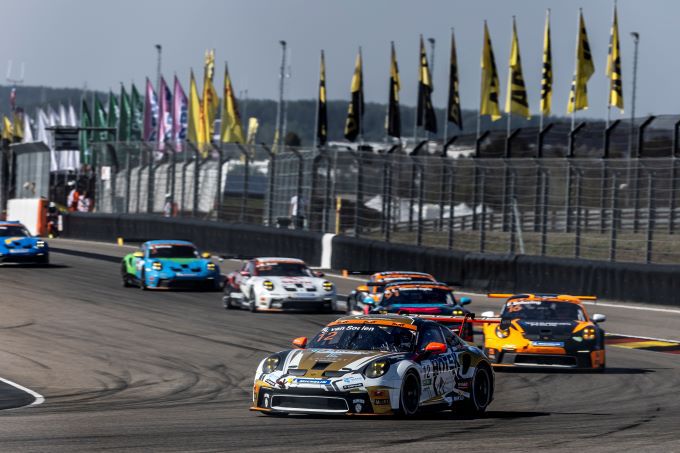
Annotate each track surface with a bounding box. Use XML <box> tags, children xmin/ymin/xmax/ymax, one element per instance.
<box><xmin>0</xmin><ymin>238</ymin><xmax>679</xmax><ymax>452</ymax></box>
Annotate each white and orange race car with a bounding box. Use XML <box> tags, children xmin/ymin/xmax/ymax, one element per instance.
<box><xmin>223</xmin><ymin>257</ymin><xmax>337</xmax><ymax>312</ymax></box>
<box><xmin>480</xmin><ymin>293</ymin><xmax>607</xmax><ymax>369</ymax></box>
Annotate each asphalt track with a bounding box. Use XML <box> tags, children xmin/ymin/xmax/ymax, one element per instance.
<box><xmin>0</xmin><ymin>238</ymin><xmax>679</xmax><ymax>452</ymax></box>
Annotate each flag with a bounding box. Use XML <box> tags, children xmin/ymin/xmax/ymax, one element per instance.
<box><xmin>317</xmin><ymin>50</ymin><xmax>329</xmax><ymax>145</ymax></box>
<box><xmin>21</xmin><ymin>113</ymin><xmax>33</xmax><ymax>143</ymax></box>
<box><xmin>446</xmin><ymin>29</ymin><xmax>463</xmax><ymax>129</ymax></box>
<box><xmin>202</xmin><ymin>49</ymin><xmax>219</xmax><ymax>144</ymax></box>
<box><xmin>59</xmin><ymin>104</ymin><xmax>68</xmax><ymax>126</ymax></box>
<box><xmin>36</xmin><ymin>109</ymin><xmax>49</xmax><ymax>144</ymax></box>
<box><xmin>246</xmin><ymin>117</ymin><xmax>259</xmax><ymax>145</ymax></box>
<box><xmin>158</xmin><ymin>76</ymin><xmax>173</xmax><ymax>145</ymax></box>
<box><xmin>386</xmin><ymin>42</ymin><xmax>401</xmax><ymax>138</ymax></box>
<box><xmin>93</xmin><ymin>96</ymin><xmax>108</xmax><ymax>142</ymax></box>
<box><xmin>607</xmin><ymin>5</ymin><xmax>623</xmax><ymax>111</ymax></box>
<box><xmin>172</xmin><ymin>76</ymin><xmax>188</xmax><ymax>145</ymax></box>
<box><xmin>417</xmin><ymin>35</ymin><xmax>437</xmax><ymax>133</ymax></box>
<box><xmin>68</xmin><ymin>104</ymin><xmax>77</xmax><ymax>127</ymax></box>
<box><xmin>143</xmin><ymin>78</ymin><xmax>159</xmax><ymax>142</ymax></box>
<box><xmin>107</xmin><ymin>91</ymin><xmax>119</xmax><ymax>139</ymax></box>
<box><xmin>540</xmin><ymin>10</ymin><xmax>553</xmax><ymax>117</ymax></box>
<box><xmin>119</xmin><ymin>85</ymin><xmax>131</xmax><ymax>141</ymax></box>
<box><xmin>505</xmin><ymin>17</ymin><xmax>530</xmax><ymax>119</ymax></box>
<box><xmin>80</xmin><ymin>98</ymin><xmax>92</xmax><ymax>164</ymax></box>
<box><xmin>187</xmin><ymin>70</ymin><xmax>204</xmax><ymax>146</ymax></box>
<box><xmin>130</xmin><ymin>83</ymin><xmax>143</xmax><ymax>141</ymax></box>
<box><xmin>2</xmin><ymin>116</ymin><xmax>13</xmax><ymax>141</ymax></box>
<box><xmin>13</xmin><ymin>109</ymin><xmax>24</xmax><ymax>141</ymax></box>
<box><xmin>220</xmin><ymin>63</ymin><xmax>245</xmax><ymax>143</ymax></box>
<box><xmin>344</xmin><ymin>49</ymin><xmax>364</xmax><ymax>142</ymax></box>
<box><xmin>567</xmin><ymin>10</ymin><xmax>595</xmax><ymax>114</ymax></box>
<box><xmin>480</xmin><ymin>22</ymin><xmax>501</xmax><ymax>121</ymax></box>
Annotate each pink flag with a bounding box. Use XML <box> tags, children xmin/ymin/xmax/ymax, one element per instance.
<box><xmin>172</xmin><ymin>76</ymin><xmax>188</xmax><ymax>147</ymax></box>
<box><xmin>143</xmin><ymin>78</ymin><xmax>159</xmax><ymax>142</ymax></box>
<box><xmin>158</xmin><ymin>76</ymin><xmax>173</xmax><ymax>147</ymax></box>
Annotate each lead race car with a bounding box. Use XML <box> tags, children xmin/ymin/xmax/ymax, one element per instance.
<box><xmin>223</xmin><ymin>257</ymin><xmax>337</xmax><ymax>312</ymax></box>
<box><xmin>346</xmin><ymin>271</ymin><xmax>438</xmax><ymax>315</ymax></box>
<box><xmin>121</xmin><ymin>240</ymin><xmax>221</xmax><ymax>290</ymax></box>
<box><xmin>251</xmin><ymin>314</ymin><xmax>494</xmax><ymax>417</ymax></box>
<box><xmin>0</xmin><ymin>221</ymin><xmax>49</xmax><ymax>265</ymax></box>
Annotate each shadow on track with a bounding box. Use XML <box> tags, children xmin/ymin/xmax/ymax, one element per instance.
<box><xmin>494</xmin><ymin>367</ymin><xmax>654</xmax><ymax>375</ymax></box>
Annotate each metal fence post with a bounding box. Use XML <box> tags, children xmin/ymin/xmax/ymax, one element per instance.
<box><xmin>180</xmin><ymin>150</ymin><xmax>189</xmax><ymax>215</ymax></box>
<box><xmin>565</xmin><ymin>122</ymin><xmax>586</xmax><ymax>233</ymax></box>
<box><xmin>574</xmin><ymin>170</ymin><xmax>583</xmax><ymax>259</ymax></box>
<box><xmin>382</xmin><ymin>149</ymin><xmax>396</xmax><ymax>241</ymax></box>
<box><xmin>260</xmin><ymin>144</ymin><xmax>276</xmax><ymax>227</ymax></box>
<box><xmin>144</xmin><ymin>143</ymin><xmax>155</xmax><ymax>213</ymax></box>
<box><xmin>447</xmin><ymin>160</ymin><xmax>456</xmax><ymax>250</ymax></box>
<box><xmin>212</xmin><ymin>144</ymin><xmax>225</xmax><ymax>220</ymax></box>
<box><xmin>609</xmin><ymin>173</ymin><xmax>619</xmax><ymax>262</ymax></box>
<box><xmin>646</xmin><ymin>172</ymin><xmax>655</xmax><ymax>264</ymax></box>
<box><xmin>540</xmin><ymin>169</ymin><xmax>549</xmax><ymax>256</ymax></box>
<box><xmin>599</xmin><ymin>120</ymin><xmax>619</xmax><ymax>233</ymax></box>
<box><xmin>323</xmin><ymin>150</ymin><xmax>333</xmax><ymax>233</ymax></box>
<box><xmin>408</xmin><ymin>141</ymin><xmax>427</xmax><ymax>233</ymax></box>
<box><xmin>633</xmin><ymin>116</ymin><xmax>655</xmax><ymax>233</ymax></box>
<box><xmin>473</xmin><ymin>131</ymin><xmax>489</xmax><ymax>230</ymax></box>
<box><xmin>350</xmin><ymin>150</ymin><xmax>364</xmax><ymax>238</ymax></box>
<box><xmin>536</xmin><ymin>123</ymin><xmax>553</xmax><ymax>159</ymax></box>
<box><xmin>310</xmin><ymin>150</ymin><xmax>330</xmax><ymax>232</ymax></box>
<box><xmin>670</xmin><ymin>153</ymin><xmax>678</xmax><ymax>235</ymax></box>
<box><xmin>508</xmin><ymin>170</ymin><xmax>517</xmax><ymax>254</ymax></box>
<box><xmin>479</xmin><ymin>170</ymin><xmax>487</xmax><ymax>253</ymax></box>
<box><xmin>414</xmin><ymin>156</ymin><xmax>425</xmax><ymax>246</ymax></box>
<box><xmin>290</xmin><ymin>148</ymin><xmax>305</xmax><ymax>229</ymax></box>
<box><xmin>186</xmin><ymin>143</ymin><xmax>200</xmax><ymax>217</ymax></box>
<box><xmin>502</xmin><ymin>129</ymin><xmax>521</xmax><ymax>232</ymax></box>
<box><xmin>440</xmin><ymin>137</ymin><xmax>458</xmax><ymax>231</ymax></box>
<box><xmin>236</xmin><ymin>144</ymin><xmax>251</xmax><ymax>223</ymax></box>
<box><xmin>125</xmin><ymin>149</ymin><xmax>131</xmax><ymax>213</ymax></box>
<box><xmin>532</xmin><ymin>159</ymin><xmax>542</xmax><ymax>232</ymax></box>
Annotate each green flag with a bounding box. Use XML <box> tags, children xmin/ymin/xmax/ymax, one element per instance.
<box><xmin>93</xmin><ymin>96</ymin><xmax>108</xmax><ymax>142</ymax></box>
<box><xmin>130</xmin><ymin>83</ymin><xmax>143</xmax><ymax>141</ymax></box>
<box><xmin>119</xmin><ymin>85</ymin><xmax>131</xmax><ymax>141</ymax></box>
<box><xmin>79</xmin><ymin>98</ymin><xmax>92</xmax><ymax>164</ymax></box>
<box><xmin>107</xmin><ymin>90</ymin><xmax>119</xmax><ymax>139</ymax></box>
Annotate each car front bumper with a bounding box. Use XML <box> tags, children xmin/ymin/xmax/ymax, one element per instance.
<box><xmin>0</xmin><ymin>250</ymin><xmax>48</xmax><ymax>263</ymax></box>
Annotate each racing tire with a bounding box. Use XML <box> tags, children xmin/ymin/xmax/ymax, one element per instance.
<box><xmin>248</xmin><ymin>290</ymin><xmax>258</xmax><ymax>313</ymax></box>
<box><xmin>397</xmin><ymin>371</ymin><xmax>421</xmax><ymax>417</ymax></box>
<box><xmin>345</xmin><ymin>295</ymin><xmax>355</xmax><ymax>315</ymax></box>
<box><xmin>223</xmin><ymin>288</ymin><xmax>237</xmax><ymax>310</ymax></box>
<box><xmin>459</xmin><ymin>365</ymin><xmax>493</xmax><ymax>417</ymax></box>
<box><xmin>139</xmin><ymin>271</ymin><xmax>148</xmax><ymax>290</ymax></box>
<box><xmin>260</xmin><ymin>411</ymin><xmax>288</xmax><ymax>417</ymax></box>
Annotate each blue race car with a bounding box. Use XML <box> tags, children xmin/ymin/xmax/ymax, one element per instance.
<box><xmin>0</xmin><ymin>221</ymin><xmax>49</xmax><ymax>265</ymax></box>
<box><xmin>121</xmin><ymin>240</ymin><xmax>221</xmax><ymax>290</ymax></box>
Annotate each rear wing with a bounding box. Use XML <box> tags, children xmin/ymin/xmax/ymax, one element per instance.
<box><xmin>413</xmin><ymin>313</ymin><xmax>501</xmax><ymax>338</ymax></box>
<box><xmin>487</xmin><ymin>293</ymin><xmax>597</xmax><ymax>301</ymax></box>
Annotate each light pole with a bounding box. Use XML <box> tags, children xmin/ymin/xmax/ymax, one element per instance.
<box><xmin>275</xmin><ymin>41</ymin><xmax>287</xmax><ymax>149</ymax></box>
<box><xmin>428</xmin><ymin>38</ymin><xmax>435</xmax><ymax>141</ymax></box>
<box><xmin>628</xmin><ymin>32</ymin><xmax>639</xmax><ymax>157</ymax></box>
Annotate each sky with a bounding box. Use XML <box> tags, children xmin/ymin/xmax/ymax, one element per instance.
<box><xmin>2</xmin><ymin>0</ymin><xmax>677</xmax><ymax>119</ymax></box>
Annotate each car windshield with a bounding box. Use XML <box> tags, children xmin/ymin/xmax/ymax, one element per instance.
<box><xmin>381</xmin><ymin>286</ymin><xmax>454</xmax><ymax>305</ymax></box>
<box><xmin>0</xmin><ymin>225</ymin><xmax>30</xmax><ymax>237</ymax></box>
<box><xmin>501</xmin><ymin>301</ymin><xmax>586</xmax><ymax>321</ymax></box>
<box><xmin>256</xmin><ymin>262</ymin><xmax>312</xmax><ymax>277</ymax></box>
<box><xmin>308</xmin><ymin>324</ymin><xmax>416</xmax><ymax>353</ymax></box>
<box><xmin>149</xmin><ymin>245</ymin><xmax>198</xmax><ymax>259</ymax></box>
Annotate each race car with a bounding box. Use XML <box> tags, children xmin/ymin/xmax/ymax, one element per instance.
<box><xmin>121</xmin><ymin>240</ymin><xmax>221</xmax><ymax>290</ymax></box>
<box><xmin>0</xmin><ymin>221</ymin><xmax>49</xmax><ymax>265</ymax></box>
<box><xmin>346</xmin><ymin>271</ymin><xmax>437</xmax><ymax>315</ymax></box>
<box><xmin>223</xmin><ymin>257</ymin><xmax>337</xmax><ymax>312</ymax></box>
<box><xmin>251</xmin><ymin>314</ymin><xmax>494</xmax><ymax>417</ymax></box>
<box><xmin>481</xmin><ymin>293</ymin><xmax>607</xmax><ymax>369</ymax></box>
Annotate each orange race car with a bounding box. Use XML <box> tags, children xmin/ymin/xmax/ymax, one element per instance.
<box><xmin>345</xmin><ymin>271</ymin><xmax>438</xmax><ymax>315</ymax></box>
<box><xmin>480</xmin><ymin>294</ymin><xmax>607</xmax><ymax>369</ymax></box>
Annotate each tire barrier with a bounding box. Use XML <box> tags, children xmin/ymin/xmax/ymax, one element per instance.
<box><xmin>62</xmin><ymin>214</ymin><xmax>678</xmax><ymax>304</ymax></box>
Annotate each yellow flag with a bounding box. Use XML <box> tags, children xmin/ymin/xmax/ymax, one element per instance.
<box><xmin>567</xmin><ymin>10</ymin><xmax>595</xmax><ymax>113</ymax></box>
<box><xmin>344</xmin><ymin>49</ymin><xmax>364</xmax><ymax>141</ymax></box>
<box><xmin>505</xmin><ymin>18</ymin><xmax>530</xmax><ymax>118</ymax></box>
<box><xmin>220</xmin><ymin>63</ymin><xmax>245</xmax><ymax>144</ymax></box>
<box><xmin>606</xmin><ymin>5</ymin><xmax>623</xmax><ymax>110</ymax></box>
<box><xmin>540</xmin><ymin>10</ymin><xmax>553</xmax><ymax>116</ymax></box>
<box><xmin>202</xmin><ymin>49</ymin><xmax>219</xmax><ymax>144</ymax></box>
<box><xmin>13</xmin><ymin>112</ymin><xmax>24</xmax><ymax>140</ymax></box>
<box><xmin>480</xmin><ymin>22</ymin><xmax>501</xmax><ymax>121</ymax></box>
<box><xmin>246</xmin><ymin>117</ymin><xmax>259</xmax><ymax>145</ymax></box>
<box><xmin>187</xmin><ymin>70</ymin><xmax>204</xmax><ymax>146</ymax></box>
<box><xmin>2</xmin><ymin>116</ymin><xmax>13</xmax><ymax>140</ymax></box>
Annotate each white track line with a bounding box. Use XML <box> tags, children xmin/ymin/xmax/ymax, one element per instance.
<box><xmin>0</xmin><ymin>377</ymin><xmax>45</xmax><ymax>407</ymax></box>
<box><xmin>607</xmin><ymin>332</ymin><xmax>680</xmax><ymax>343</ymax></box>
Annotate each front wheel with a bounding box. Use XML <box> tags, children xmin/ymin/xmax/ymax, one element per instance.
<box><xmin>223</xmin><ymin>288</ymin><xmax>237</xmax><ymax>310</ymax></box>
<box><xmin>140</xmin><ymin>271</ymin><xmax>148</xmax><ymax>290</ymax></box>
<box><xmin>459</xmin><ymin>366</ymin><xmax>492</xmax><ymax>417</ymax></box>
<box><xmin>398</xmin><ymin>371</ymin><xmax>420</xmax><ymax>417</ymax></box>
<box><xmin>249</xmin><ymin>290</ymin><xmax>258</xmax><ymax>313</ymax></box>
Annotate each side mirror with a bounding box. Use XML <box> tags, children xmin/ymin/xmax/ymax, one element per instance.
<box><xmin>201</xmin><ymin>252</ymin><xmax>211</xmax><ymax>259</ymax></box>
<box><xmin>314</xmin><ymin>271</ymin><xmax>325</xmax><ymax>277</ymax></box>
<box><xmin>133</xmin><ymin>251</ymin><xmax>144</xmax><ymax>258</ymax></box>
<box><xmin>460</xmin><ymin>297</ymin><xmax>471</xmax><ymax>305</ymax></box>
<box><xmin>481</xmin><ymin>311</ymin><xmax>496</xmax><ymax>318</ymax></box>
<box><xmin>292</xmin><ymin>336</ymin><xmax>307</xmax><ymax>349</ymax></box>
<box><xmin>424</xmin><ymin>342</ymin><xmax>447</xmax><ymax>355</ymax></box>
<box><xmin>357</xmin><ymin>285</ymin><xmax>369</xmax><ymax>292</ymax></box>
<box><xmin>592</xmin><ymin>314</ymin><xmax>606</xmax><ymax>323</ymax></box>
<box><xmin>240</xmin><ymin>271</ymin><xmax>251</xmax><ymax>277</ymax></box>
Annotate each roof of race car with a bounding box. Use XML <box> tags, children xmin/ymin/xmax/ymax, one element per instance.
<box><xmin>504</xmin><ymin>294</ymin><xmax>584</xmax><ymax>305</ymax></box>
<box><xmin>253</xmin><ymin>257</ymin><xmax>306</xmax><ymax>265</ymax></box>
<box><xmin>330</xmin><ymin>314</ymin><xmax>426</xmax><ymax>330</ymax></box>
<box><xmin>382</xmin><ymin>281</ymin><xmax>451</xmax><ymax>291</ymax></box>
<box><xmin>0</xmin><ymin>221</ymin><xmax>24</xmax><ymax>226</ymax></box>
<box><xmin>369</xmin><ymin>271</ymin><xmax>435</xmax><ymax>282</ymax></box>
<box><xmin>143</xmin><ymin>240</ymin><xmax>196</xmax><ymax>247</ymax></box>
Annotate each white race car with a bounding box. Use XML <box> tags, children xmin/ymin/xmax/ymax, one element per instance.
<box><xmin>223</xmin><ymin>257</ymin><xmax>337</xmax><ymax>312</ymax></box>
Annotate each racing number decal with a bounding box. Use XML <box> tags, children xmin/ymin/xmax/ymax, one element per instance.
<box><xmin>317</xmin><ymin>331</ymin><xmax>338</xmax><ymax>342</ymax></box>
<box><xmin>507</xmin><ymin>304</ymin><xmax>523</xmax><ymax>313</ymax></box>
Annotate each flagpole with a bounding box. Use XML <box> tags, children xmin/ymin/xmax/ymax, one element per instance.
<box><xmin>313</xmin><ymin>50</ymin><xmax>322</xmax><ymax>149</ymax></box>
<box><xmin>443</xmin><ymin>30</ymin><xmax>451</xmax><ymax>145</ymax></box>
<box><xmin>506</xmin><ymin>17</ymin><xmax>513</xmax><ymax>141</ymax></box>
<box><xmin>539</xmin><ymin>10</ymin><xmax>549</xmax><ymax>132</ymax></box>
<box><xmin>428</xmin><ymin>37</ymin><xmax>435</xmax><ymax>142</ymax></box>
<box><xmin>358</xmin><ymin>46</ymin><xmax>364</xmax><ymax>146</ymax></box>
<box><xmin>570</xmin><ymin>10</ymin><xmax>581</xmax><ymax>132</ymax></box>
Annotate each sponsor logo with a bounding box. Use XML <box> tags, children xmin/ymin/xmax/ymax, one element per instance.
<box><xmin>342</xmin><ymin>376</ymin><xmax>363</xmax><ymax>384</ymax></box>
<box><xmin>532</xmin><ymin>341</ymin><xmax>564</xmax><ymax>347</ymax></box>
<box><xmin>295</xmin><ymin>378</ymin><xmax>331</xmax><ymax>385</ymax></box>
<box><xmin>373</xmin><ymin>398</ymin><xmax>390</xmax><ymax>405</ymax></box>
<box><xmin>264</xmin><ymin>379</ymin><xmax>276</xmax><ymax>386</ymax></box>
<box><xmin>343</xmin><ymin>383</ymin><xmax>363</xmax><ymax>390</ymax></box>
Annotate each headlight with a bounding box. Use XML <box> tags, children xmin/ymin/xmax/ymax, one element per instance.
<box><xmin>36</xmin><ymin>240</ymin><xmax>46</xmax><ymax>248</ymax></box>
<box><xmin>581</xmin><ymin>326</ymin><xmax>596</xmax><ymax>340</ymax></box>
<box><xmin>365</xmin><ymin>360</ymin><xmax>390</xmax><ymax>378</ymax></box>
<box><xmin>495</xmin><ymin>326</ymin><xmax>510</xmax><ymax>339</ymax></box>
<box><xmin>323</xmin><ymin>281</ymin><xmax>334</xmax><ymax>292</ymax></box>
<box><xmin>152</xmin><ymin>261</ymin><xmax>162</xmax><ymax>271</ymax></box>
<box><xmin>453</xmin><ymin>309</ymin><xmax>464</xmax><ymax>315</ymax></box>
<box><xmin>263</xmin><ymin>280</ymin><xmax>274</xmax><ymax>291</ymax></box>
<box><xmin>207</xmin><ymin>262</ymin><xmax>216</xmax><ymax>271</ymax></box>
<box><xmin>262</xmin><ymin>355</ymin><xmax>280</xmax><ymax>373</ymax></box>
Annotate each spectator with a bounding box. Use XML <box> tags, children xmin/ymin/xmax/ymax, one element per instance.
<box><xmin>163</xmin><ymin>193</ymin><xmax>177</xmax><ymax>218</ymax></box>
<box><xmin>77</xmin><ymin>191</ymin><xmax>91</xmax><ymax>212</ymax></box>
<box><xmin>290</xmin><ymin>194</ymin><xmax>306</xmax><ymax>229</ymax></box>
<box><xmin>67</xmin><ymin>182</ymin><xmax>80</xmax><ymax>212</ymax></box>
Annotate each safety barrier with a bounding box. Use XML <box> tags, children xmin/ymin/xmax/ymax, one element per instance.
<box><xmin>62</xmin><ymin>213</ymin><xmax>678</xmax><ymax>304</ymax></box>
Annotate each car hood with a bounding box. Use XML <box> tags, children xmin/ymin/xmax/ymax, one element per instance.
<box><xmin>1</xmin><ymin>236</ymin><xmax>39</xmax><ymax>248</ymax></box>
<box><xmin>285</xmin><ymin>348</ymin><xmax>401</xmax><ymax>376</ymax></box>
<box><xmin>515</xmin><ymin>320</ymin><xmax>580</xmax><ymax>340</ymax></box>
<box><xmin>259</xmin><ymin>276</ymin><xmax>321</xmax><ymax>290</ymax></box>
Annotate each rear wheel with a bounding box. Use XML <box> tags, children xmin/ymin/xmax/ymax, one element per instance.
<box><xmin>223</xmin><ymin>288</ymin><xmax>237</xmax><ymax>310</ymax></box>
<box><xmin>459</xmin><ymin>365</ymin><xmax>492</xmax><ymax>416</ymax></box>
<box><xmin>140</xmin><ymin>271</ymin><xmax>148</xmax><ymax>290</ymax></box>
<box><xmin>249</xmin><ymin>290</ymin><xmax>258</xmax><ymax>312</ymax></box>
<box><xmin>398</xmin><ymin>371</ymin><xmax>420</xmax><ymax>417</ymax></box>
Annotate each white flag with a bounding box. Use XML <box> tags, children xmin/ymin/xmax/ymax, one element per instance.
<box><xmin>21</xmin><ymin>113</ymin><xmax>34</xmax><ymax>143</ymax></box>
